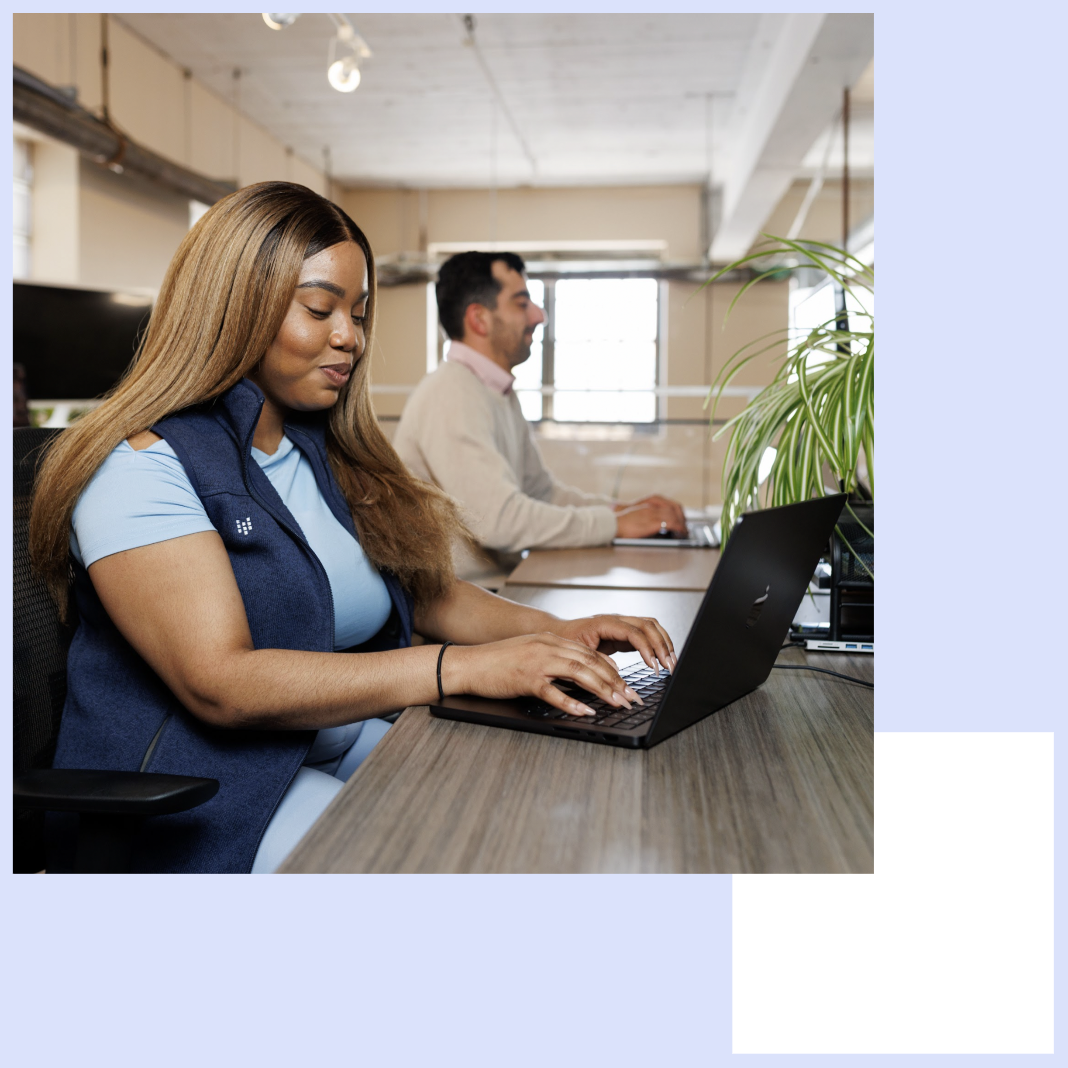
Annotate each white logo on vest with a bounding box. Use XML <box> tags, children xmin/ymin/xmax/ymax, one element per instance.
<box><xmin>236</xmin><ymin>517</ymin><xmax>253</xmax><ymax>536</ymax></box>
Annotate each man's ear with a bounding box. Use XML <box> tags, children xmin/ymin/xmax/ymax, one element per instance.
<box><xmin>463</xmin><ymin>301</ymin><xmax>491</xmax><ymax>340</ymax></box>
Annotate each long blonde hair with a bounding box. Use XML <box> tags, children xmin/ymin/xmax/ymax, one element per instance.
<box><xmin>30</xmin><ymin>181</ymin><xmax>466</xmax><ymax>614</ymax></box>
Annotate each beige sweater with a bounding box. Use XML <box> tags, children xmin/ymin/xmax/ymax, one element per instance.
<box><xmin>393</xmin><ymin>360</ymin><xmax>617</xmax><ymax>580</ymax></box>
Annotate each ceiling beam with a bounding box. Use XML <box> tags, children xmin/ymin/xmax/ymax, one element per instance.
<box><xmin>710</xmin><ymin>13</ymin><xmax>874</xmax><ymax>263</ymax></box>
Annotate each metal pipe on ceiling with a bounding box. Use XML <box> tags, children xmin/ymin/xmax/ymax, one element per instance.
<box><xmin>13</xmin><ymin>65</ymin><xmax>236</xmax><ymax>206</ymax></box>
<box><xmin>373</xmin><ymin>255</ymin><xmax>758</xmax><ymax>288</ymax></box>
<box><xmin>842</xmin><ymin>86</ymin><xmax>850</xmax><ymax>247</ymax></box>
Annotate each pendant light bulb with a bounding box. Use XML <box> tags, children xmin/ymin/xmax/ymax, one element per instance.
<box><xmin>327</xmin><ymin>55</ymin><xmax>361</xmax><ymax>92</ymax></box>
<box><xmin>262</xmin><ymin>13</ymin><xmax>299</xmax><ymax>31</ymax></box>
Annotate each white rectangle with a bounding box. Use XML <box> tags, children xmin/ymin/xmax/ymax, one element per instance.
<box><xmin>733</xmin><ymin>732</ymin><xmax>1054</xmax><ymax>1053</ymax></box>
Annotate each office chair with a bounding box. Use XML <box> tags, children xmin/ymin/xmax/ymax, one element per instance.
<box><xmin>13</xmin><ymin>426</ymin><xmax>218</xmax><ymax>873</ymax></box>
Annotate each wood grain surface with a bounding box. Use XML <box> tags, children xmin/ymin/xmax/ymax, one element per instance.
<box><xmin>280</xmin><ymin>583</ymin><xmax>873</xmax><ymax>874</ymax></box>
<box><xmin>506</xmin><ymin>544</ymin><xmax>720</xmax><ymax>591</ymax></box>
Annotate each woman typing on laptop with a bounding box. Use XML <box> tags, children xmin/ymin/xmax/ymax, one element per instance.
<box><xmin>29</xmin><ymin>183</ymin><xmax>675</xmax><ymax>874</ymax></box>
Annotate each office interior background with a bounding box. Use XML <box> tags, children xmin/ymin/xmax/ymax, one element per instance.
<box><xmin>13</xmin><ymin>12</ymin><xmax>874</xmax><ymax>513</ymax></box>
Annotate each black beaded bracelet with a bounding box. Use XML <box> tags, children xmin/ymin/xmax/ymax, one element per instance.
<box><xmin>436</xmin><ymin>641</ymin><xmax>454</xmax><ymax>703</ymax></box>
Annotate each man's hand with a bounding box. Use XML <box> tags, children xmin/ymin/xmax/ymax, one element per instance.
<box><xmin>613</xmin><ymin>494</ymin><xmax>688</xmax><ymax>538</ymax></box>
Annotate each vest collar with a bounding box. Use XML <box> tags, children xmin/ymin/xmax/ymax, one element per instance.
<box><xmin>214</xmin><ymin>378</ymin><xmax>350</xmax><ymax>537</ymax></box>
<box><xmin>216</xmin><ymin>377</ymin><xmax>265</xmax><ymax>452</ymax></box>
<box><xmin>214</xmin><ymin>378</ymin><xmax>330</xmax><ymax>457</ymax></box>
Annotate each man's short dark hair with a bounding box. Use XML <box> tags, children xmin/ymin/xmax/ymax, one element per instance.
<box><xmin>436</xmin><ymin>251</ymin><xmax>527</xmax><ymax>341</ymax></box>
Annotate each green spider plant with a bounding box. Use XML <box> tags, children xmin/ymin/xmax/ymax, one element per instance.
<box><xmin>703</xmin><ymin>236</ymin><xmax>873</xmax><ymax>572</ymax></box>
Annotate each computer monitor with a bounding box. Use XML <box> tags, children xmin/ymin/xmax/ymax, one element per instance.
<box><xmin>14</xmin><ymin>281</ymin><xmax>154</xmax><ymax>401</ymax></box>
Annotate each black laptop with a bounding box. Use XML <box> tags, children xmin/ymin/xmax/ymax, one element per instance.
<box><xmin>431</xmin><ymin>494</ymin><xmax>847</xmax><ymax>749</ymax></box>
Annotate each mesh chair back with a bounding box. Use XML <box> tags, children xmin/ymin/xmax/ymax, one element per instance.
<box><xmin>13</xmin><ymin>427</ymin><xmax>72</xmax><ymax>773</ymax></box>
<box><xmin>13</xmin><ymin>427</ymin><xmax>72</xmax><ymax>871</ymax></box>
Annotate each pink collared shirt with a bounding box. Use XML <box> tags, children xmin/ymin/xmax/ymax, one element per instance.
<box><xmin>444</xmin><ymin>341</ymin><xmax>516</xmax><ymax>396</ymax></box>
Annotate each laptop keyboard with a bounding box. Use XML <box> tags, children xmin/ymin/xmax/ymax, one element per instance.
<box><xmin>523</xmin><ymin>663</ymin><xmax>669</xmax><ymax>731</ymax></box>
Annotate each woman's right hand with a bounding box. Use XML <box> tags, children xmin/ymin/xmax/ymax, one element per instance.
<box><xmin>441</xmin><ymin>633</ymin><xmax>643</xmax><ymax>717</ymax></box>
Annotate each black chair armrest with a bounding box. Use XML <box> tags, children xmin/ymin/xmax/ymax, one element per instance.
<box><xmin>14</xmin><ymin>769</ymin><xmax>219</xmax><ymax>816</ymax></box>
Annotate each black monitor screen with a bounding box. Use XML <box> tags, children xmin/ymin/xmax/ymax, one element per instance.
<box><xmin>14</xmin><ymin>282</ymin><xmax>153</xmax><ymax>400</ymax></box>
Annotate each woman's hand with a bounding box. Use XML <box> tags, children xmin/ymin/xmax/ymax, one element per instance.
<box><xmin>441</xmin><ymin>632</ymin><xmax>645</xmax><ymax>718</ymax></box>
<box><xmin>415</xmin><ymin>583</ymin><xmax>676</xmax><ymax>716</ymax></box>
<box><xmin>548</xmin><ymin>614</ymin><xmax>677</xmax><ymax>673</ymax></box>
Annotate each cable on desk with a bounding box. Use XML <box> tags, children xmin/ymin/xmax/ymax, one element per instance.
<box><xmin>772</xmin><ymin>663</ymin><xmax>874</xmax><ymax>688</ymax></box>
<box><xmin>777</xmin><ymin>639</ymin><xmax>873</xmax><ymax>687</ymax></box>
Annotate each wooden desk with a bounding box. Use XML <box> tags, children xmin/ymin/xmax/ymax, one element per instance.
<box><xmin>507</xmin><ymin>544</ymin><xmax>719</xmax><ymax>592</ymax></box>
<box><xmin>280</xmin><ymin>584</ymin><xmax>873</xmax><ymax>875</ymax></box>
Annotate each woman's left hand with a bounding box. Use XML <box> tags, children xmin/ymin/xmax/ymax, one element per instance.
<box><xmin>549</xmin><ymin>615</ymin><xmax>676</xmax><ymax>674</ymax></box>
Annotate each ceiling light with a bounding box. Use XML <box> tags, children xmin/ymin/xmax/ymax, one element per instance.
<box><xmin>326</xmin><ymin>20</ymin><xmax>371</xmax><ymax>93</ymax></box>
<box><xmin>263</xmin><ymin>14</ymin><xmax>372</xmax><ymax>94</ymax></box>
<box><xmin>262</xmin><ymin>13</ymin><xmax>299</xmax><ymax>31</ymax></box>
<box><xmin>327</xmin><ymin>56</ymin><xmax>361</xmax><ymax>93</ymax></box>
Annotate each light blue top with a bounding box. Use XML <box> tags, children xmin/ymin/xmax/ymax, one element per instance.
<box><xmin>71</xmin><ymin>434</ymin><xmax>395</xmax><ymax>765</ymax></box>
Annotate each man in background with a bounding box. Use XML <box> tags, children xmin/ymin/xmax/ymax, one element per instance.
<box><xmin>393</xmin><ymin>251</ymin><xmax>687</xmax><ymax>583</ymax></box>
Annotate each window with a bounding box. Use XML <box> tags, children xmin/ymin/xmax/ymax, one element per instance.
<box><xmin>553</xmin><ymin>278</ymin><xmax>658</xmax><ymax>422</ymax></box>
<box><xmin>516</xmin><ymin>276</ymin><xmax>659</xmax><ymax>423</ymax></box>
<box><xmin>790</xmin><ymin>278</ymin><xmax>874</xmax><ymax>366</ymax></box>
<box><xmin>790</xmin><ymin>278</ymin><xmax>837</xmax><ymax>340</ymax></box>
<box><xmin>14</xmin><ymin>138</ymin><xmax>33</xmax><ymax>280</ymax></box>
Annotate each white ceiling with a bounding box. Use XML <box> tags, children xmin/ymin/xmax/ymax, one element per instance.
<box><xmin>118</xmin><ymin>12</ymin><xmax>873</xmax><ymax>260</ymax></box>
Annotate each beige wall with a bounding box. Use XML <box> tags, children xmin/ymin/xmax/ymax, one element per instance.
<box><xmin>78</xmin><ymin>160</ymin><xmax>190</xmax><ymax>292</ymax></box>
<box><xmin>13</xmin><ymin>13</ymin><xmax>103</xmax><ymax>113</ymax></box>
<box><xmin>431</xmin><ymin>185</ymin><xmax>703</xmax><ymax>260</ymax></box>
<box><xmin>30</xmin><ymin>138</ymin><xmax>80</xmax><ymax>284</ymax></box>
<box><xmin>760</xmin><ymin>177</ymin><xmax>874</xmax><ymax>245</ymax></box>
<box><xmin>14</xmin><ymin>13</ymin><xmax>326</xmax><ymax>292</ymax></box>
<box><xmin>346</xmin><ymin>184</ymin><xmax>703</xmax><ymax>262</ymax></box>
<box><xmin>367</xmin><ymin>286</ymin><xmax>432</xmax><ymax>418</ymax></box>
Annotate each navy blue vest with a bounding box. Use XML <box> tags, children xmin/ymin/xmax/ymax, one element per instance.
<box><xmin>52</xmin><ymin>379</ymin><xmax>414</xmax><ymax>873</ymax></box>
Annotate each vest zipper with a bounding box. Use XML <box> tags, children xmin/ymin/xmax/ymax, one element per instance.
<box><xmin>286</xmin><ymin>424</ymin><xmax>411</xmax><ymax>647</ymax></box>
<box><xmin>239</xmin><ymin>422</ymin><xmax>338</xmax><ymax>651</ymax></box>
<box><xmin>139</xmin><ymin>714</ymin><xmax>172</xmax><ymax>772</ymax></box>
